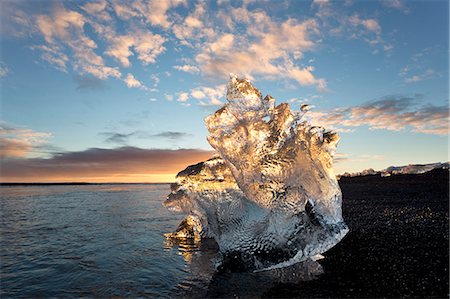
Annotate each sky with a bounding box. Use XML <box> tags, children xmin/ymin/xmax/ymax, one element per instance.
<box><xmin>0</xmin><ymin>0</ymin><xmax>448</xmax><ymax>182</ymax></box>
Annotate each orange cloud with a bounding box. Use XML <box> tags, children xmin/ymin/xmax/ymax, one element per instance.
<box><xmin>0</xmin><ymin>138</ymin><xmax>32</xmax><ymax>158</ymax></box>
<box><xmin>0</xmin><ymin>147</ymin><xmax>214</xmax><ymax>183</ymax></box>
<box><xmin>0</xmin><ymin>122</ymin><xmax>51</xmax><ymax>158</ymax></box>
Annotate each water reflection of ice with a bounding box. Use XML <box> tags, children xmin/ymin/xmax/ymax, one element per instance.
<box><xmin>165</xmin><ymin>237</ymin><xmax>324</xmax><ymax>298</ymax></box>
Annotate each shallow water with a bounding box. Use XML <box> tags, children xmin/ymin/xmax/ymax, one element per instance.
<box><xmin>0</xmin><ymin>184</ymin><xmax>322</xmax><ymax>298</ymax></box>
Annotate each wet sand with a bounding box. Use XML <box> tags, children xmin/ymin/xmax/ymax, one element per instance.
<box><xmin>263</xmin><ymin>168</ymin><xmax>449</xmax><ymax>298</ymax></box>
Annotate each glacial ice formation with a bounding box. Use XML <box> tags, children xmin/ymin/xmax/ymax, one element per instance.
<box><xmin>164</xmin><ymin>75</ymin><xmax>348</xmax><ymax>271</ymax></box>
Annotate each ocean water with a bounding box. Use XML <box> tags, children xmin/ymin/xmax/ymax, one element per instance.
<box><xmin>0</xmin><ymin>184</ymin><xmax>322</xmax><ymax>298</ymax></box>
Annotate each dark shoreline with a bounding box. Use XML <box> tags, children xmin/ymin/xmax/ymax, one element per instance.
<box><xmin>263</xmin><ymin>168</ymin><xmax>449</xmax><ymax>298</ymax></box>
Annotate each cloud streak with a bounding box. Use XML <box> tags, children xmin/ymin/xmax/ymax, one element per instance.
<box><xmin>0</xmin><ymin>121</ymin><xmax>52</xmax><ymax>158</ymax></box>
<box><xmin>308</xmin><ymin>95</ymin><xmax>449</xmax><ymax>135</ymax></box>
<box><xmin>100</xmin><ymin>131</ymin><xmax>192</xmax><ymax>144</ymax></box>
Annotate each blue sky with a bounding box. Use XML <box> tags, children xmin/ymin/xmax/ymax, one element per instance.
<box><xmin>0</xmin><ymin>0</ymin><xmax>448</xmax><ymax>182</ymax></box>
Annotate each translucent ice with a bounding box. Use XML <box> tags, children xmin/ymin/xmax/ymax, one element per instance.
<box><xmin>164</xmin><ymin>75</ymin><xmax>348</xmax><ymax>271</ymax></box>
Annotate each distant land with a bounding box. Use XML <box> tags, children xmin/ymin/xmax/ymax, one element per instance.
<box><xmin>338</xmin><ymin>161</ymin><xmax>449</xmax><ymax>179</ymax></box>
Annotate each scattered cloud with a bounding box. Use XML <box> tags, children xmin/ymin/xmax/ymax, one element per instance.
<box><xmin>399</xmin><ymin>49</ymin><xmax>437</xmax><ymax>83</ymax></box>
<box><xmin>100</xmin><ymin>132</ymin><xmax>136</xmax><ymax>144</ymax></box>
<box><xmin>177</xmin><ymin>92</ymin><xmax>189</xmax><ymax>102</ymax></box>
<box><xmin>311</xmin><ymin>0</ymin><xmax>330</xmax><ymax>8</ymax></box>
<box><xmin>312</xmin><ymin>2</ymin><xmax>392</xmax><ymax>53</ymax></box>
<box><xmin>193</xmin><ymin>8</ymin><xmax>327</xmax><ymax>89</ymax></box>
<box><xmin>11</xmin><ymin>1</ymin><xmax>173</xmax><ymax>89</ymax></box>
<box><xmin>6</xmin><ymin>0</ymin><xmax>398</xmax><ymax>95</ymax></box>
<box><xmin>347</xmin><ymin>14</ymin><xmax>387</xmax><ymax>49</ymax></box>
<box><xmin>104</xmin><ymin>31</ymin><xmax>166</xmax><ymax>67</ymax></box>
<box><xmin>172</xmin><ymin>2</ymin><xmax>210</xmax><ymax>46</ymax></box>
<box><xmin>124</xmin><ymin>73</ymin><xmax>145</xmax><ymax>89</ymax></box>
<box><xmin>112</xmin><ymin>0</ymin><xmax>186</xmax><ymax>29</ymax></box>
<box><xmin>165</xmin><ymin>94</ymin><xmax>174</xmax><ymax>101</ymax></box>
<box><xmin>0</xmin><ymin>63</ymin><xmax>9</xmax><ymax>78</ymax></box>
<box><xmin>0</xmin><ymin>121</ymin><xmax>52</xmax><ymax>158</ymax></box>
<box><xmin>150</xmin><ymin>74</ymin><xmax>160</xmax><ymax>87</ymax></box>
<box><xmin>333</xmin><ymin>152</ymin><xmax>350</xmax><ymax>163</ymax></box>
<box><xmin>189</xmin><ymin>85</ymin><xmax>226</xmax><ymax>106</ymax></box>
<box><xmin>0</xmin><ymin>147</ymin><xmax>214</xmax><ymax>182</ymax></box>
<box><xmin>81</xmin><ymin>1</ymin><xmax>110</xmax><ymax>20</ymax></box>
<box><xmin>34</xmin><ymin>4</ymin><xmax>121</xmax><ymax>80</ymax></box>
<box><xmin>100</xmin><ymin>130</ymin><xmax>192</xmax><ymax>144</ymax></box>
<box><xmin>404</xmin><ymin>69</ymin><xmax>434</xmax><ymax>83</ymax></box>
<box><xmin>152</xmin><ymin>131</ymin><xmax>192</xmax><ymax>139</ymax></box>
<box><xmin>307</xmin><ymin>95</ymin><xmax>449</xmax><ymax>135</ymax></box>
<box><xmin>382</xmin><ymin>0</ymin><xmax>409</xmax><ymax>13</ymax></box>
<box><xmin>174</xmin><ymin>64</ymin><xmax>200</xmax><ymax>73</ymax></box>
<box><xmin>349</xmin><ymin>15</ymin><xmax>381</xmax><ymax>34</ymax></box>
<box><xmin>334</xmin><ymin>153</ymin><xmax>385</xmax><ymax>164</ymax></box>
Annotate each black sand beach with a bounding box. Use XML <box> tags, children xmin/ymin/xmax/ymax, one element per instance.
<box><xmin>263</xmin><ymin>168</ymin><xmax>449</xmax><ymax>298</ymax></box>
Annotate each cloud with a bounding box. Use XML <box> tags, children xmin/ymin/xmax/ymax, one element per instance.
<box><xmin>312</xmin><ymin>3</ymin><xmax>391</xmax><ymax>52</ymax></box>
<box><xmin>399</xmin><ymin>49</ymin><xmax>437</xmax><ymax>83</ymax></box>
<box><xmin>174</xmin><ymin>64</ymin><xmax>200</xmax><ymax>73</ymax></box>
<box><xmin>124</xmin><ymin>73</ymin><xmax>145</xmax><ymax>89</ymax></box>
<box><xmin>81</xmin><ymin>0</ymin><xmax>111</xmax><ymax>21</ymax></box>
<box><xmin>348</xmin><ymin>14</ymin><xmax>383</xmax><ymax>46</ymax></box>
<box><xmin>34</xmin><ymin>4</ymin><xmax>121</xmax><ymax>80</ymax></box>
<box><xmin>172</xmin><ymin>2</ymin><xmax>210</xmax><ymax>45</ymax></box>
<box><xmin>0</xmin><ymin>122</ymin><xmax>51</xmax><ymax>158</ymax></box>
<box><xmin>104</xmin><ymin>31</ymin><xmax>166</xmax><ymax>67</ymax></box>
<box><xmin>9</xmin><ymin>0</ymin><xmax>395</xmax><ymax>94</ymax></box>
<box><xmin>193</xmin><ymin>9</ymin><xmax>327</xmax><ymax>89</ymax></box>
<box><xmin>333</xmin><ymin>152</ymin><xmax>349</xmax><ymax>163</ymax></box>
<box><xmin>312</xmin><ymin>0</ymin><xmax>330</xmax><ymax>8</ymax></box>
<box><xmin>100</xmin><ymin>131</ymin><xmax>191</xmax><ymax>144</ymax></box>
<box><xmin>0</xmin><ymin>64</ymin><xmax>9</xmax><ymax>78</ymax></box>
<box><xmin>101</xmin><ymin>132</ymin><xmax>135</xmax><ymax>144</ymax></box>
<box><xmin>177</xmin><ymin>92</ymin><xmax>189</xmax><ymax>102</ymax></box>
<box><xmin>16</xmin><ymin>1</ymin><xmax>170</xmax><ymax>89</ymax></box>
<box><xmin>307</xmin><ymin>95</ymin><xmax>449</xmax><ymax>135</ymax></box>
<box><xmin>404</xmin><ymin>69</ymin><xmax>434</xmax><ymax>83</ymax></box>
<box><xmin>74</xmin><ymin>75</ymin><xmax>106</xmax><ymax>90</ymax></box>
<box><xmin>112</xmin><ymin>0</ymin><xmax>186</xmax><ymax>29</ymax></box>
<box><xmin>382</xmin><ymin>0</ymin><xmax>409</xmax><ymax>13</ymax></box>
<box><xmin>189</xmin><ymin>85</ymin><xmax>226</xmax><ymax>106</ymax></box>
<box><xmin>152</xmin><ymin>131</ymin><xmax>192</xmax><ymax>139</ymax></box>
<box><xmin>349</xmin><ymin>15</ymin><xmax>381</xmax><ymax>34</ymax></box>
<box><xmin>0</xmin><ymin>138</ymin><xmax>33</xmax><ymax>159</ymax></box>
<box><xmin>0</xmin><ymin>147</ymin><xmax>214</xmax><ymax>182</ymax></box>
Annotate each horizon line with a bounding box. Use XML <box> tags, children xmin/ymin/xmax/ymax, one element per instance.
<box><xmin>0</xmin><ymin>182</ymin><xmax>174</xmax><ymax>185</ymax></box>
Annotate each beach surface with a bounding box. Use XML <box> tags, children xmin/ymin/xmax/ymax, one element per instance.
<box><xmin>263</xmin><ymin>168</ymin><xmax>449</xmax><ymax>298</ymax></box>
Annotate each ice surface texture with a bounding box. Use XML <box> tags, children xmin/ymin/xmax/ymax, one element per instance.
<box><xmin>164</xmin><ymin>75</ymin><xmax>348</xmax><ymax>271</ymax></box>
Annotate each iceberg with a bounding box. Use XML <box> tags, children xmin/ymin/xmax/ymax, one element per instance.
<box><xmin>164</xmin><ymin>75</ymin><xmax>348</xmax><ymax>271</ymax></box>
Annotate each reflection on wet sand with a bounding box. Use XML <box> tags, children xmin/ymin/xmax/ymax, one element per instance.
<box><xmin>165</xmin><ymin>237</ymin><xmax>324</xmax><ymax>298</ymax></box>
